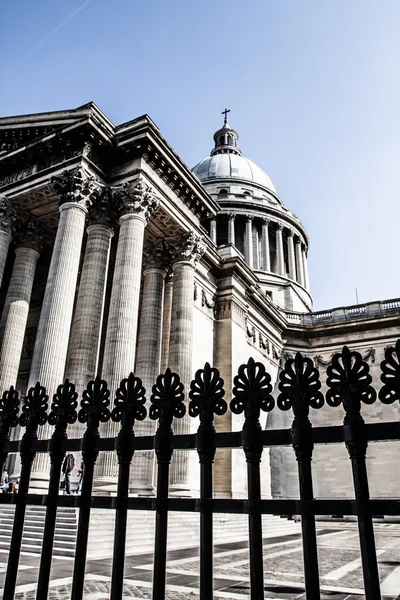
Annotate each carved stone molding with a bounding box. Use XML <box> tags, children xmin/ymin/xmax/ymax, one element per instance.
<box><xmin>142</xmin><ymin>238</ymin><xmax>174</xmax><ymax>272</ymax></box>
<box><xmin>89</xmin><ymin>187</ymin><xmax>117</xmax><ymax>228</ymax></box>
<box><xmin>52</xmin><ymin>168</ymin><xmax>101</xmax><ymax>208</ymax></box>
<box><xmin>0</xmin><ymin>196</ymin><xmax>16</xmax><ymax>234</ymax></box>
<box><xmin>172</xmin><ymin>231</ymin><xmax>205</xmax><ymax>266</ymax></box>
<box><xmin>112</xmin><ymin>177</ymin><xmax>159</xmax><ymax>222</ymax></box>
<box><xmin>193</xmin><ymin>282</ymin><xmax>198</xmax><ymax>301</ymax></box>
<box><xmin>313</xmin><ymin>347</ymin><xmax>376</xmax><ymax>369</ymax></box>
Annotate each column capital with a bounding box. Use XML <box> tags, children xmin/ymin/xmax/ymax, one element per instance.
<box><xmin>14</xmin><ymin>213</ymin><xmax>48</xmax><ymax>252</ymax></box>
<box><xmin>245</xmin><ymin>214</ymin><xmax>254</xmax><ymax>222</ymax></box>
<box><xmin>261</xmin><ymin>217</ymin><xmax>270</xmax><ymax>227</ymax></box>
<box><xmin>112</xmin><ymin>177</ymin><xmax>159</xmax><ymax>222</ymax></box>
<box><xmin>172</xmin><ymin>231</ymin><xmax>206</xmax><ymax>267</ymax></box>
<box><xmin>287</xmin><ymin>228</ymin><xmax>295</xmax><ymax>237</ymax></box>
<box><xmin>0</xmin><ymin>196</ymin><xmax>16</xmax><ymax>235</ymax></box>
<box><xmin>143</xmin><ymin>238</ymin><xmax>174</xmax><ymax>272</ymax></box>
<box><xmin>228</xmin><ymin>212</ymin><xmax>236</xmax><ymax>220</ymax></box>
<box><xmin>52</xmin><ymin>168</ymin><xmax>102</xmax><ymax>209</ymax></box>
<box><xmin>276</xmin><ymin>222</ymin><xmax>283</xmax><ymax>230</ymax></box>
<box><xmin>88</xmin><ymin>188</ymin><xmax>116</xmax><ymax>229</ymax></box>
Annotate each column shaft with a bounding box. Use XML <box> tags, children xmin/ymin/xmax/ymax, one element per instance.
<box><xmin>244</xmin><ymin>217</ymin><xmax>253</xmax><ymax>267</ymax></box>
<box><xmin>287</xmin><ymin>232</ymin><xmax>296</xmax><ymax>280</ymax></box>
<box><xmin>295</xmin><ymin>241</ymin><xmax>305</xmax><ymax>286</ymax></box>
<box><xmin>160</xmin><ymin>277</ymin><xmax>173</xmax><ymax>372</ymax></box>
<box><xmin>0</xmin><ymin>247</ymin><xmax>39</xmax><ymax>391</ymax></box>
<box><xmin>228</xmin><ymin>214</ymin><xmax>235</xmax><ymax>245</ymax></box>
<box><xmin>261</xmin><ymin>221</ymin><xmax>271</xmax><ymax>272</ymax></box>
<box><xmin>132</xmin><ymin>268</ymin><xmax>166</xmax><ymax>492</ymax></box>
<box><xmin>0</xmin><ymin>231</ymin><xmax>12</xmax><ymax>288</ymax></box>
<box><xmin>276</xmin><ymin>226</ymin><xmax>285</xmax><ymax>276</ymax></box>
<box><xmin>302</xmin><ymin>248</ymin><xmax>310</xmax><ymax>291</ymax></box>
<box><xmin>210</xmin><ymin>219</ymin><xmax>217</xmax><ymax>244</ymax></box>
<box><xmin>65</xmin><ymin>224</ymin><xmax>113</xmax><ymax>393</ymax></box>
<box><xmin>253</xmin><ymin>226</ymin><xmax>260</xmax><ymax>270</ymax></box>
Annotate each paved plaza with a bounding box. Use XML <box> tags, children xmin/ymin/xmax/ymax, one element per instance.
<box><xmin>1</xmin><ymin>521</ymin><xmax>400</xmax><ymax>599</ymax></box>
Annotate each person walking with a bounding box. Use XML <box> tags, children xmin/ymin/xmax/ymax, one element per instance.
<box><xmin>76</xmin><ymin>460</ymin><xmax>84</xmax><ymax>494</ymax></box>
<box><xmin>0</xmin><ymin>467</ymin><xmax>8</xmax><ymax>493</ymax></box>
<box><xmin>62</xmin><ymin>453</ymin><xmax>75</xmax><ymax>495</ymax></box>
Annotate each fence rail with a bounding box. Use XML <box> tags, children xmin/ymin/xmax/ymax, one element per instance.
<box><xmin>0</xmin><ymin>341</ymin><xmax>400</xmax><ymax>600</ymax></box>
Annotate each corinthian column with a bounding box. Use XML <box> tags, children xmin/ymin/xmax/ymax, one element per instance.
<box><xmin>98</xmin><ymin>178</ymin><xmax>159</xmax><ymax>484</ymax></box>
<box><xmin>0</xmin><ymin>197</ymin><xmax>15</xmax><ymax>287</ymax></box>
<box><xmin>287</xmin><ymin>229</ymin><xmax>296</xmax><ymax>280</ymax></box>
<box><xmin>244</xmin><ymin>215</ymin><xmax>253</xmax><ymax>267</ymax></box>
<box><xmin>29</xmin><ymin>169</ymin><xmax>100</xmax><ymax>483</ymax></box>
<box><xmin>210</xmin><ymin>219</ymin><xmax>217</xmax><ymax>244</ymax></box>
<box><xmin>65</xmin><ymin>190</ymin><xmax>115</xmax><ymax>393</ymax></box>
<box><xmin>160</xmin><ymin>275</ymin><xmax>173</xmax><ymax>372</ymax></box>
<box><xmin>276</xmin><ymin>223</ymin><xmax>285</xmax><ymax>276</ymax></box>
<box><xmin>261</xmin><ymin>219</ymin><xmax>271</xmax><ymax>272</ymax></box>
<box><xmin>0</xmin><ymin>215</ymin><xmax>44</xmax><ymax>392</ymax></box>
<box><xmin>169</xmin><ymin>232</ymin><xmax>205</xmax><ymax>494</ymax></box>
<box><xmin>228</xmin><ymin>213</ymin><xmax>235</xmax><ymax>245</ymax></box>
<box><xmin>302</xmin><ymin>247</ymin><xmax>310</xmax><ymax>291</ymax></box>
<box><xmin>295</xmin><ymin>239</ymin><xmax>305</xmax><ymax>286</ymax></box>
<box><xmin>131</xmin><ymin>239</ymin><xmax>172</xmax><ymax>493</ymax></box>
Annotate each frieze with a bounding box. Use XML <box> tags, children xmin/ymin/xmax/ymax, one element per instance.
<box><xmin>0</xmin><ymin>166</ymin><xmax>35</xmax><ymax>188</ymax></box>
<box><xmin>313</xmin><ymin>347</ymin><xmax>376</xmax><ymax>369</ymax></box>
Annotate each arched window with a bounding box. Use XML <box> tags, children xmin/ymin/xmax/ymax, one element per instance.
<box><xmin>218</xmin><ymin>188</ymin><xmax>228</xmax><ymax>196</ymax></box>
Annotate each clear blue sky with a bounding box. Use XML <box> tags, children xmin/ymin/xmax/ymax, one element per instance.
<box><xmin>1</xmin><ymin>1</ymin><xmax>399</xmax><ymax>310</ymax></box>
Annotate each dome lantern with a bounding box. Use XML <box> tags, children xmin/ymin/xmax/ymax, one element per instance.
<box><xmin>211</xmin><ymin>109</ymin><xmax>241</xmax><ymax>157</ymax></box>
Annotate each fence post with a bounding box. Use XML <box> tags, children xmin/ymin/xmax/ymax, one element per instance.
<box><xmin>189</xmin><ymin>362</ymin><xmax>226</xmax><ymax>600</ymax></box>
<box><xmin>326</xmin><ymin>346</ymin><xmax>381</xmax><ymax>600</ymax></box>
<box><xmin>71</xmin><ymin>376</ymin><xmax>111</xmax><ymax>600</ymax></box>
<box><xmin>110</xmin><ymin>373</ymin><xmax>147</xmax><ymax>600</ymax></box>
<box><xmin>3</xmin><ymin>382</ymin><xmax>48</xmax><ymax>599</ymax></box>
<box><xmin>150</xmin><ymin>368</ymin><xmax>186</xmax><ymax>600</ymax></box>
<box><xmin>278</xmin><ymin>352</ymin><xmax>324</xmax><ymax>600</ymax></box>
<box><xmin>230</xmin><ymin>358</ymin><xmax>275</xmax><ymax>600</ymax></box>
<box><xmin>0</xmin><ymin>386</ymin><xmax>20</xmax><ymax>477</ymax></box>
<box><xmin>36</xmin><ymin>379</ymin><xmax>78</xmax><ymax>600</ymax></box>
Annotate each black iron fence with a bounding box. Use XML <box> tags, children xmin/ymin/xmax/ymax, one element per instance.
<box><xmin>0</xmin><ymin>342</ymin><xmax>400</xmax><ymax>600</ymax></box>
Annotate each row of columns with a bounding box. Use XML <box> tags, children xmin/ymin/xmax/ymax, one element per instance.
<box><xmin>210</xmin><ymin>213</ymin><xmax>310</xmax><ymax>290</ymax></box>
<box><xmin>0</xmin><ymin>171</ymin><xmax>205</xmax><ymax>494</ymax></box>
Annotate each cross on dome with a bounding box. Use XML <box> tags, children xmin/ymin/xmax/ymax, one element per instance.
<box><xmin>221</xmin><ymin>108</ymin><xmax>231</xmax><ymax>125</ymax></box>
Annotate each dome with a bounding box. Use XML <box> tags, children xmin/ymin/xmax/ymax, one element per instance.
<box><xmin>192</xmin><ymin>154</ymin><xmax>276</xmax><ymax>193</ymax></box>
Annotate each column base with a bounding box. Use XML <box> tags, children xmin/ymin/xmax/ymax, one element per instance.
<box><xmin>168</xmin><ymin>483</ymin><xmax>195</xmax><ymax>498</ymax></box>
<box><xmin>92</xmin><ymin>476</ymin><xmax>118</xmax><ymax>496</ymax></box>
<box><xmin>128</xmin><ymin>483</ymin><xmax>155</xmax><ymax>497</ymax></box>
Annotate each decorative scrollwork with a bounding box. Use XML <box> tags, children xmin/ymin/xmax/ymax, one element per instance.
<box><xmin>112</xmin><ymin>373</ymin><xmax>147</xmax><ymax>427</ymax></box>
<box><xmin>379</xmin><ymin>340</ymin><xmax>400</xmax><ymax>404</ymax></box>
<box><xmin>149</xmin><ymin>368</ymin><xmax>186</xmax><ymax>428</ymax></box>
<box><xmin>326</xmin><ymin>346</ymin><xmax>376</xmax><ymax>412</ymax></box>
<box><xmin>0</xmin><ymin>387</ymin><xmax>20</xmax><ymax>433</ymax></box>
<box><xmin>48</xmin><ymin>380</ymin><xmax>78</xmax><ymax>434</ymax></box>
<box><xmin>78</xmin><ymin>376</ymin><xmax>111</xmax><ymax>430</ymax></box>
<box><xmin>19</xmin><ymin>383</ymin><xmax>49</xmax><ymax>435</ymax></box>
<box><xmin>189</xmin><ymin>363</ymin><xmax>227</xmax><ymax>422</ymax></box>
<box><xmin>230</xmin><ymin>358</ymin><xmax>274</xmax><ymax>418</ymax></box>
<box><xmin>277</xmin><ymin>353</ymin><xmax>324</xmax><ymax>415</ymax></box>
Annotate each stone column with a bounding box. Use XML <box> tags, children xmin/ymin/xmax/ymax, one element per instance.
<box><xmin>160</xmin><ymin>275</ymin><xmax>173</xmax><ymax>372</ymax></box>
<box><xmin>228</xmin><ymin>213</ymin><xmax>235</xmax><ymax>245</ymax></box>
<box><xmin>244</xmin><ymin>215</ymin><xmax>254</xmax><ymax>267</ymax></box>
<box><xmin>98</xmin><ymin>178</ymin><xmax>159</xmax><ymax>483</ymax></box>
<box><xmin>287</xmin><ymin>229</ymin><xmax>296</xmax><ymax>281</ymax></box>
<box><xmin>276</xmin><ymin>223</ymin><xmax>285</xmax><ymax>276</ymax></box>
<box><xmin>261</xmin><ymin>219</ymin><xmax>271</xmax><ymax>272</ymax></box>
<box><xmin>295</xmin><ymin>238</ymin><xmax>305</xmax><ymax>286</ymax></box>
<box><xmin>0</xmin><ymin>197</ymin><xmax>15</xmax><ymax>288</ymax></box>
<box><xmin>132</xmin><ymin>239</ymin><xmax>172</xmax><ymax>493</ymax></box>
<box><xmin>169</xmin><ymin>232</ymin><xmax>205</xmax><ymax>494</ymax></box>
<box><xmin>253</xmin><ymin>224</ymin><xmax>260</xmax><ymax>270</ymax></box>
<box><xmin>29</xmin><ymin>169</ymin><xmax>99</xmax><ymax>483</ymax></box>
<box><xmin>0</xmin><ymin>216</ymin><xmax>43</xmax><ymax>392</ymax></box>
<box><xmin>302</xmin><ymin>247</ymin><xmax>310</xmax><ymax>291</ymax></box>
<box><xmin>65</xmin><ymin>191</ymin><xmax>115</xmax><ymax>393</ymax></box>
<box><xmin>210</xmin><ymin>218</ymin><xmax>217</xmax><ymax>245</ymax></box>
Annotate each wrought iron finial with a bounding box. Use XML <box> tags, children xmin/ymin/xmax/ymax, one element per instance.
<box><xmin>19</xmin><ymin>382</ymin><xmax>49</xmax><ymax>438</ymax></box>
<box><xmin>326</xmin><ymin>346</ymin><xmax>376</xmax><ymax>415</ymax></box>
<box><xmin>149</xmin><ymin>368</ymin><xmax>186</xmax><ymax>429</ymax></box>
<box><xmin>0</xmin><ymin>387</ymin><xmax>20</xmax><ymax>435</ymax></box>
<box><xmin>379</xmin><ymin>340</ymin><xmax>400</xmax><ymax>404</ymax></box>
<box><xmin>48</xmin><ymin>379</ymin><xmax>78</xmax><ymax>437</ymax></box>
<box><xmin>78</xmin><ymin>376</ymin><xmax>111</xmax><ymax>433</ymax></box>
<box><xmin>277</xmin><ymin>353</ymin><xmax>324</xmax><ymax>417</ymax></box>
<box><xmin>230</xmin><ymin>358</ymin><xmax>274</xmax><ymax>418</ymax></box>
<box><xmin>112</xmin><ymin>373</ymin><xmax>147</xmax><ymax>428</ymax></box>
<box><xmin>189</xmin><ymin>363</ymin><xmax>227</xmax><ymax>423</ymax></box>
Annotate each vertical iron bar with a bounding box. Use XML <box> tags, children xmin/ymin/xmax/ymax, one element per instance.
<box><xmin>152</xmin><ymin>453</ymin><xmax>171</xmax><ymax>600</ymax></box>
<box><xmin>246</xmin><ymin>457</ymin><xmax>264</xmax><ymax>600</ymax></box>
<box><xmin>110</xmin><ymin>461</ymin><xmax>130</xmax><ymax>600</ymax></box>
<box><xmin>200</xmin><ymin>460</ymin><xmax>213</xmax><ymax>600</ymax></box>
<box><xmin>297</xmin><ymin>457</ymin><xmax>320</xmax><ymax>600</ymax></box>
<box><xmin>3</xmin><ymin>444</ymin><xmax>35</xmax><ymax>597</ymax></box>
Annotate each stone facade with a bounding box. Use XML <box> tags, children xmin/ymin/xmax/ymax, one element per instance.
<box><xmin>0</xmin><ymin>102</ymin><xmax>398</xmax><ymax>500</ymax></box>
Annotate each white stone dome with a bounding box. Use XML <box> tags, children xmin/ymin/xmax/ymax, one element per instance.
<box><xmin>192</xmin><ymin>154</ymin><xmax>276</xmax><ymax>193</ymax></box>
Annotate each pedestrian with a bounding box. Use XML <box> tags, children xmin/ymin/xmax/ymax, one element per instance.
<box><xmin>0</xmin><ymin>467</ymin><xmax>8</xmax><ymax>493</ymax></box>
<box><xmin>62</xmin><ymin>453</ymin><xmax>75</xmax><ymax>495</ymax></box>
<box><xmin>76</xmin><ymin>460</ymin><xmax>84</xmax><ymax>494</ymax></box>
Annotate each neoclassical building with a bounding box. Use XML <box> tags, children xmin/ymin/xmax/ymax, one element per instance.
<box><xmin>0</xmin><ymin>103</ymin><xmax>399</xmax><ymax>498</ymax></box>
